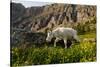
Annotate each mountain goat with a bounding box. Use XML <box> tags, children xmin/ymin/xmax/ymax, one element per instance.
<box><xmin>46</xmin><ymin>27</ymin><xmax>80</xmax><ymax>48</ymax></box>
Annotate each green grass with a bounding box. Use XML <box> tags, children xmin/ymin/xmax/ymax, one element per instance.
<box><xmin>79</xmin><ymin>32</ymin><xmax>96</xmax><ymax>38</ymax></box>
<box><xmin>11</xmin><ymin>16</ymin><xmax>96</xmax><ymax>66</ymax></box>
<box><xmin>11</xmin><ymin>32</ymin><xmax>96</xmax><ymax>66</ymax></box>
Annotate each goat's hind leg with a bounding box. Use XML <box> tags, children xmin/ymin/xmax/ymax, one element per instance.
<box><xmin>64</xmin><ymin>39</ymin><xmax>67</xmax><ymax>48</ymax></box>
<box><xmin>54</xmin><ymin>38</ymin><xmax>60</xmax><ymax>47</ymax></box>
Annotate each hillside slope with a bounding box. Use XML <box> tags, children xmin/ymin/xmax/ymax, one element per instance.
<box><xmin>11</xmin><ymin>2</ymin><xmax>96</xmax><ymax>32</ymax></box>
<box><xmin>10</xmin><ymin>2</ymin><xmax>96</xmax><ymax>47</ymax></box>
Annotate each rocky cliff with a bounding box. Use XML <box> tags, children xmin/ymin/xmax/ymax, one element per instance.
<box><xmin>10</xmin><ymin>2</ymin><xmax>96</xmax><ymax>47</ymax></box>
<box><xmin>11</xmin><ymin>2</ymin><xmax>96</xmax><ymax>32</ymax></box>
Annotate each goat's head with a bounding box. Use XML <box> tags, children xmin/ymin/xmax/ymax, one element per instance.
<box><xmin>46</xmin><ymin>31</ymin><xmax>54</xmax><ymax>42</ymax></box>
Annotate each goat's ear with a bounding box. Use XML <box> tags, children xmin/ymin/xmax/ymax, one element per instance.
<box><xmin>49</xmin><ymin>28</ymin><xmax>52</xmax><ymax>32</ymax></box>
<box><xmin>48</xmin><ymin>30</ymin><xmax>51</xmax><ymax>33</ymax></box>
<box><xmin>46</xmin><ymin>28</ymin><xmax>52</xmax><ymax>33</ymax></box>
<box><xmin>45</xmin><ymin>28</ymin><xmax>50</xmax><ymax>33</ymax></box>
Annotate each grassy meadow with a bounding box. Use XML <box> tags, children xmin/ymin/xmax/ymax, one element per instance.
<box><xmin>11</xmin><ymin>16</ymin><xmax>96</xmax><ymax>66</ymax></box>
<box><xmin>11</xmin><ymin>32</ymin><xmax>96</xmax><ymax>66</ymax></box>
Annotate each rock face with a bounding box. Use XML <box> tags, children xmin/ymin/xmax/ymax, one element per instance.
<box><xmin>11</xmin><ymin>2</ymin><xmax>96</xmax><ymax>32</ymax></box>
<box><xmin>11</xmin><ymin>3</ymin><xmax>25</xmax><ymax>22</ymax></box>
<box><xmin>10</xmin><ymin>2</ymin><xmax>96</xmax><ymax>47</ymax></box>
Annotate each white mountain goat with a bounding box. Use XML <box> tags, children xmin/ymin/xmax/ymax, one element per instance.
<box><xmin>46</xmin><ymin>27</ymin><xmax>80</xmax><ymax>48</ymax></box>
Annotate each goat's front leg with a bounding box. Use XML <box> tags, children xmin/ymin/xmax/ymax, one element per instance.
<box><xmin>64</xmin><ymin>39</ymin><xmax>67</xmax><ymax>48</ymax></box>
<box><xmin>54</xmin><ymin>38</ymin><xmax>60</xmax><ymax>47</ymax></box>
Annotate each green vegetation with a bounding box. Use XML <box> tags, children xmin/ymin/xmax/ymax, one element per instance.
<box><xmin>11</xmin><ymin>32</ymin><xmax>96</xmax><ymax>66</ymax></box>
<box><xmin>11</xmin><ymin>17</ymin><xmax>96</xmax><ymax>66</ymax></box>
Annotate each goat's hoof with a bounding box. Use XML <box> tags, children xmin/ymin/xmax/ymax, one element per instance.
<box><xmin>54</xmin><ymin>45</ymin><xmax>56</xmax><ymax>47</ymax></box>
<box><xmin>65</xmin><ymin>47</ymin><xmax>67</xmax><ymax>49</ymax></box>
<box><xmin>54</xmin><ymin>46</ymin><xmax>56</xmax><ymax>48</ymax></box>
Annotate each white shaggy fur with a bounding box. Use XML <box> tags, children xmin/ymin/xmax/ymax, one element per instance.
<box><xmin>46</xmin><ymin>27</ymin><xmax>80</xmax><ymax>48</ymax></box>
